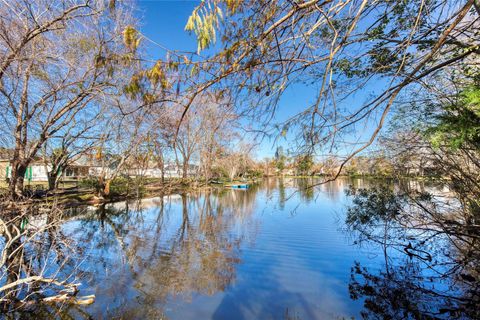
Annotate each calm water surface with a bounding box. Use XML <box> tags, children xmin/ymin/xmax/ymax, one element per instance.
<box><xmin>19</xmin><ymin>178</ymin><xmax>453</xmax><ymax>319</ymax></box>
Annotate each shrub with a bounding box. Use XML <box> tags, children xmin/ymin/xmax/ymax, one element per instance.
<box><xmin>79</xmin><ymin>177</ymin><xmax>100</xmax><ymax>190</ymax></box>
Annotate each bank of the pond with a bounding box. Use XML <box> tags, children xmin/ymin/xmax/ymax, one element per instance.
<box><xmin>0</xmin><ymin>177</ymin><xmax>263</xmax><ymax>209</ymax></box>
<box><xmin>0</xmin><ymin>174</ymin><xmax>443</xmax><ymax>209</ymax></box>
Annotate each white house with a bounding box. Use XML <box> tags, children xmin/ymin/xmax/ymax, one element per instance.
<box><xmin>2</xmin><ymin>160</ymin><xmax>90</xmax><ymax>183</ymax></box>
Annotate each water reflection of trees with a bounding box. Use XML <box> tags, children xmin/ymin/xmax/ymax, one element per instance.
<box><xmin>345</xmin><ymin>185</ymin><xmax>480</xmax><ymax>319</ymax></box>
<box><xmin>136</xmin><ymin>193</ymin><xmax>243</xmax><ymax>297</ymax></box>
<box><xmin>31</xmin><ymin>188</ymin><xmax>260</xmax><ymax>318</ymax></box>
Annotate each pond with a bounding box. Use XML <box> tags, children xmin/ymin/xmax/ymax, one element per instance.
<box><xmin>5</xmin><ymin>178</ymin><xmax>478</xmax><ymax>319</ymax></box>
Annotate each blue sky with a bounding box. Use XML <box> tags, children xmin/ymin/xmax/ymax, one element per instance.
<box><xmin>135</xmin><ymin>1</ymin><xmax>388</xmax><ymax>160</ymax></box>
<box><xmin>136</xmin><ymin>1</ymin><xmax>198</xmax><ymax>53</ymax></box>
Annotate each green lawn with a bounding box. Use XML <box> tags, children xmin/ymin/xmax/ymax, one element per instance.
<box><xmin>0</xmin><ymin>180</ymin><xmax>78</xmax><ymax>190</ymax></box>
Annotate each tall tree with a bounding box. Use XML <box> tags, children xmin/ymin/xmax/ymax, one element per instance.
<box><xmin>197</xmin><ymin>92</ymin><xmax>237</xmax><ymax>183</ymax></box>
<box><xmin>0</xmin><ymin>0</ymin><xmax>136</xmax><ymax>198</ymax></box>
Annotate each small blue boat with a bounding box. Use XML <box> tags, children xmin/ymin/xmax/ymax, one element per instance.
<box><xmin>226</xmin><ymin>183</ymin><xmax>250</xmax><ymax>189</ymax></box>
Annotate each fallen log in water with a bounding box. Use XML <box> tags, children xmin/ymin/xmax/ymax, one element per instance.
<box><xmin>42</xmin><ymin>294</ymin><xmax>95</xmax><ymax>305</ymax></box>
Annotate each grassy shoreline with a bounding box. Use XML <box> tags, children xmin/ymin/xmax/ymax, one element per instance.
<box><xmin>0</xmin><ymin>179</ymin><xmax>211</xmax><ymax>208</ymax></box>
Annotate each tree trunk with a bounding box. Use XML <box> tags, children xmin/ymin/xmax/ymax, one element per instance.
<box><xmin>47</xmin><ymin>162</ymin><xmax>66</xmax><ymax>192</ymax></box>
<box><xmin>103</xmin><ymin>179</ymin><xmax>111</xmax><ymax>197</ymax></box>
<box><xmin>9</xmin><ymin>162</ymin><xmax>27</xmax><ymax>199</ymax></box>
<box><xmin>158</xmin><ymin>159</ymin><xmax>165</xmax><ymax>185</ymax></box>
<box><xmin>47</xmin><ymin>174</ymin><xmax>56</xmax><ymax>192</ymax></box>
<box><xmin>182</xmin><ymin>161</ymin><xmax>188</xmax><ymax>180</ymax></box>
<box><xmin>204</xmin><ymin>164</ymin><xmax>210</xmax><ymax>184</ymax></box>
<box><xmin>97</xmin><ymin>176</ymin><xmax>111</xmax><ymax>199</ymax></box>
<box><xmin>48</xmin><ymin>169</ymin><xmax>63</xmax><ymax>192</ymax></box>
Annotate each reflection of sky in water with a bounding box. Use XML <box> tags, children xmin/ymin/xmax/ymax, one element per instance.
<box><xmin>55</xmin><ymin>178</ymin><xmax>389</xmax><ymax>319</ymax></box>
<box><xmin>201</xmin><ymin>185</ymin><xmax>369</xmax><ymax>320</ymax></box>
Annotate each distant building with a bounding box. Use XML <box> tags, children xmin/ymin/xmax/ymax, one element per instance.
<box><xmin>1</xmin><ymin>159</ymin><xmax>90</xmax><ymax>182</ymax></box>
<box><xmin>0</xmin><ymin>148</ymin><xmax>90</xmax><ymax>182</ymax></box>
<box><xmin>1</xmin><ymin>147</ymin><xmax>200</xmax><ymax>183</ymax></box>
